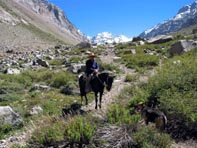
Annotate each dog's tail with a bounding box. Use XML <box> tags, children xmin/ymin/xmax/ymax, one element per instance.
<box><xmin>162</xmin><ymin>114</ymin><xmax>167</xmax><ymax>129</ymax></box>
<box><xmin>155</xmin><ymin>113</ymin><xmax>167</xmax><ymax>130</ymax></box>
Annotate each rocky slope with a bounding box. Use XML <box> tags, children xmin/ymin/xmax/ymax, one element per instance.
<box><xmin>139</xmin><ymin>1</ymin><xmax>197</xmax><ymax>39</ymax></box>
<box><xmin>0</xmin><ymin>0</ymin><xmax>86</xmax><ymax>51</ymax></box>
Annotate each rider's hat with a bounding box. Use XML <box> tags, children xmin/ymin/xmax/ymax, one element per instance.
<box><xmin>88</xmin><ymin>52</ymin><xmax>96</xmax><ymax>57</ymax></box>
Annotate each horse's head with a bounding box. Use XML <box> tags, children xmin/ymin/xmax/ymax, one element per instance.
<box><xmin>105</xmin><ymin>74</ymin><xmax>115</xmax><ymax>91</ymax></box>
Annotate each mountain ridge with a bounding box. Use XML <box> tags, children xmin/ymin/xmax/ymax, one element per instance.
<box><xmin>139</xmin><ymin>1</ymin><xmax>197</xmax><ymax>39</ymax></box>
<box><xmin>0</xmin><ymin>0</ymin><xmax>86</xmax><ymax>51</ymax></box>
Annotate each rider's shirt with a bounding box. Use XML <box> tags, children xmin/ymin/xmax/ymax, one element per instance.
<box><xmin>85</xmin><ymin>59</ymin><xmax>99</xmax><ymax>76</ymax></box>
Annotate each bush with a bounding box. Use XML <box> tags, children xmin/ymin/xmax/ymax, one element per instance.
<box><xmin>133</xmin><ymin>126</ymin><xmax>171</xmax><ymax>148</ymax></box>
<box><xmin>124</xmin><ymin>74</ymin><xmax>138</xmax><ymax>82</ymax></box>
<box><xmin>51</xmin><ymin>71</ymin><xmax>75</xmax><ymax>88</ymax></box>
<box><xmin>48</xmin><ymin>59</ymin><xmax>64</xmax><ymax>66</ymax></box>
<box><xmin>65</xmin><ymin>116</ymin><xmax>95</xmax><ymax>145</ymax></box>
<box><xmin>130</xmin><ymin>50</ymin><xmax>197</xmax><ymax>138</ymax></box>
<box><xmin>0</xmin><ymin>124</ymin><xmax>14</xmax><ymax>139</ymax></box>
<box><xmin>31</xmin><ymin>118</ymin><xmax>66</xmax><ymax>145</ymax></box>
<box><xmin>99</xmin><ymin>63</ymin><xmax>120</xmax><ymax>73</ymax></box>
<box><xmin>123</xmin><ymin>54</ymin><xmax>159</xmax><ymax>69</ymax></box>
<box><xmin>107</xmin><ymin>104</ymin><xmax>141</xmax><ymax>127</ymax></box>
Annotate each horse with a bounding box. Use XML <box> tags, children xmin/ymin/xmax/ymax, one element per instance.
<box><xmin>79</xmin><ymin>72</ymin><xmax>115</xmax><ymax>109</ymax></box>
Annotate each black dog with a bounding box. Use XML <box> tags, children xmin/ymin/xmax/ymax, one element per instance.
<box><xmin>62</xmin><ymin>103</ymin><xmax>83</xmax><ymax>117</ymax></box>
<box><xmin>141</xmin><ymin>107</ymin><xmax>167</xmax><ymax>130</ymax></box>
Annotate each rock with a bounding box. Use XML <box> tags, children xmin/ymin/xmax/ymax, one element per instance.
<box><xmin>169</xmin><ymin>40</ymin><xmax>197</xmax><ymax>55</ymax></box>
<box><xmin>113</xmin><ymin>56</ymin><xmax>121</xmax><ymax>62</ymax></box>
<box><xmin>45</xmin><ymin>55</ymin><xmax>54</xmax><ymax>60</ymax></box>
<box><xmin>20</xmin><ymin>62</ymin><xmax>32</xmax><ymax>69</ymax></box>
<box><xmin>0</xmin><ymin>106</ymin><xmax>23</xmax><ymax>126</ymax></box>
<box><xmin>36</xmin><ymin>58</ymin><xmax>49</xmax><ymax>67</ymax></box>
<box><xmin>5</xmin><ymin>68</ymin><xmax>20</xmax><ymax>75</ymax></box>
<box><xmin>30</xmin><ymin>84</ymin><xmax>51</xmax><ymax>92</ymax></box>
<box><xmin>76</xmin><ymin>42</ymin><xmax>91</xmax><ymax>49</ymax></box>
<box><xmin>147</xmin><ymin>35</ymin><xmax>173</xmax><ymax>44</ymax></box>
<box><xmin>30</xmin><ymin>106</ymin><xmax>43</xmax><ymax>115</ymax></box>
<box><xmin>131</xmin><ymin>49</ymin><xmax>136</xmax><ymax>55</ymax></box>
<box><xmin>68</xmin><ymin>63</ymin><xmax>86</xmax><ymax>74</ymax></box>
<box><xmin>60</xmin><ymin>82</ymin><xmax>76</xmax><ymax>95</ymax></box>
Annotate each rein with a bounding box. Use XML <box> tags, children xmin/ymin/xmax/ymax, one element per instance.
<box><xmin>94</xmin><ymin>73</ymin><xmax>108</xmax><ymax>87</ymax></box>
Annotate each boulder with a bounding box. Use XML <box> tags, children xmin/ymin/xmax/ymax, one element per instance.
<box><xmin>0</xmin><ymin>106</ymin><xmax>23</xmax><ymax>126</ymax></box>
<box><xmin>30</xmin><ymin>84</ymin><xmax>51</xmax><ymax>92</ymax></box>
<box><xmin>131</xmin><ymin>49</ymin><xmax>136</xmax><ymax>55</ymax></box>
<box><xmin>60</xmin><ymin>83</ymin><xmax>78</xmax><ymax>95</ymax></box>
<box><xmin>5</xmin><ymin>68</ymin><xmax>20</xmax><ymax>75</ymax></box>
<box><xmin>76</xmin><ymin>42</ymin><xmax>91</xmax><ymax>49</ymax></box>
<box><xmin>68</xmin><ymin>63</ymin><xmax>86</xmax><ymax>74</ymax></box>
<box><xmin>30</xmin><ymin>106</ymin><xmax>43</xmax><ymax>115</ymax></box>
<box><xmin>36</xmin><ymin>58</ymin><xmax>49</xmax><ymax>67</ymax></box>
<box><xmin>148</xmin><ymin>35</ymin><xmax>173</xmax><ymax>44</ymax></box>
<box><xmin>169</xmin><ymin>40</ymin><xmax>197</xmax><ymax>55</ymax></box>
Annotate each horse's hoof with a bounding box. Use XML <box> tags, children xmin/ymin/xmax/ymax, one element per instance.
<box><xmin>95</xmin><ymin>106</ymin><xmax>97</xmax><ymax>110</ymax></box>
<box><xmin>99</xmin><ymin>105</ymin><xmax>101</xmax><ymax>108</ymax></box>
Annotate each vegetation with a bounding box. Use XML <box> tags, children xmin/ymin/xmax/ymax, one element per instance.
<box><xmin>107</xmin><ymin>104</ymin><xmax>141</xmax><ymax>126</ymax></box>
<box><xmin>129</xmin><ymin>49</ymin><xmax>197</xmax><ymax>138</ymax></box>
<box><xmin>133</xmin><ymin>126</ymin><xmax>171</xmax><ymax>148</ymax></box>
<box><xmin>65</xmin><ymin>116</ymin><xmax>96</xmax><ymax>145</ymax></box>
<box><xmin>31</xmin><ymin>116</ymin><xmax>95</xmax><ymax>146</ymax></box>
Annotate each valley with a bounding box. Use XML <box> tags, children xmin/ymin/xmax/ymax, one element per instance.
<box><xmin>0</xmin><ymin>0</ymin><xmax>196</xmax><ymax>148</ymax></box>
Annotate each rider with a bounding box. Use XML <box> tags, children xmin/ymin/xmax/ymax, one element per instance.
<box><xmin>85</xmin><ymin>52</ymin><xmax>99</xmax><ymax>92</ymax></box>
<box><xmin>85</xmin><ymin>52</ymin><xmax>99</xmax><ymax>77</ymax></box>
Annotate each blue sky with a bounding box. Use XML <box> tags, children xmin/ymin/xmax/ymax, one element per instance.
<box><xmin>48</xmin><ymin>0</ymin><xmax>195</xmax><ymax>37</ymax></box>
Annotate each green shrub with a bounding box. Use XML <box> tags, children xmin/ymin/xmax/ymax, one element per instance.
<box><xmin>125</xmin><ymin>74</ymin><xmax>138</xmax><ymax>82</ymax></box>
<box><xmin>107</xmin><ymin>104</ymin><xmax>141</xmax><ymax>126</ymax></box>
<box><xmin>123</xmin><ymin>54</ymin><xmax>159</xmax><ymax>69</ymax></box>
<box><xmin>51</xmin><ymin>71</ymin><xmax>75</xmax><ymax>88</ymax></box>
<box><xmin>99</xmin><ymin>63</ymin><xmax>120</xmax><ymax>73</ymax></box>
<box><xmin>133</xmin><ymin>126</ymin><xmax>171</xmax><ymax>148</ymax></box>
<box><xmin>0</xmin><ymin>124</ymin><xmax>14</xmax><ymax>139</ymax></box>
<box><xmin>65</xmin><ymin>116</ymin><xmax>95</xmax><ymax>145</ymax></box>
<box><xmin>11</xmin><ymin>144</ymin><xmax>29</xmax><ymax>148</ymax></box>
<box><xmin>31</xmin><ymin>118</ymin><xmax>66</xmax><ymax>145</ymax></box>
<box><xmin>48</xmin><ymin>59</ymin><xmax>64</xmax><ymax>66</ymax></box>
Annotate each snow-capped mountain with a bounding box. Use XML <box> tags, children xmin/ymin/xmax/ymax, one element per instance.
<box><xmin>139</xmin><ymin>1</ymin><xmax>197</xmax><ymax>39</ymax></box>
<box><xmin>91</xmin><ymin>32</ymin><xmax>132</xmax><ymax>45</ymax></box>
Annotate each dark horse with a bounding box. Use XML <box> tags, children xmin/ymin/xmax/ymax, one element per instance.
<box><xmin>79</xmin><ymin>72</ymin><xmax>115</xmax><ymax>109</ymax></box>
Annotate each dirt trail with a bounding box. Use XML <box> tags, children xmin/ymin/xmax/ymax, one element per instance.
<box><xmin>82</xmin><ymin>48</ymin><xmax>136</xmax><ymax>118</ymax></box>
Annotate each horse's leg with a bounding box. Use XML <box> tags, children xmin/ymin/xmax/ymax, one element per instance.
<box><xmin>81</xmin><ymin>94</ymin><xmax>83</xmax><ymax>105</ymax></box>
<box><xmin>95</xmin><ymin>92</ymin><xmax>98</xmax><ymax>109</ymax></box>
<box><xmin>99</xmin><ymin>91</ymin><xmax>103</xmax><ymax>109</ymax></box>
<box><xmin>85</xmin><ymin>94</ymin><xmax>88</xmax><ymax>106</ymax></box>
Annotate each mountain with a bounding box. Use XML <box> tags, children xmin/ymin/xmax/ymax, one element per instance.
<box><xmin>139</xmin><ymin>1</ymin><xmax>197</xmax><ymax>39</ymax></box>
<box><xmin>91</xmin><ymin>32</ymin><xmax>132</xmax><ymax>45</ymax></box>
<box><xmin>0</xmin><ymin>0</ymin><xmax>86</xmax><ymax>51</ymax></box>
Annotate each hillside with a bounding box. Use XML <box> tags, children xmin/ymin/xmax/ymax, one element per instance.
<box><xmin>0</xmin><ymin>0</ymin><xmax>86</xmax><ymax>51</ymax></box>
<box><xmin>139</xmin><ymin>1</ymin><xmax>197</xmax><ymax>39</ymax></box>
